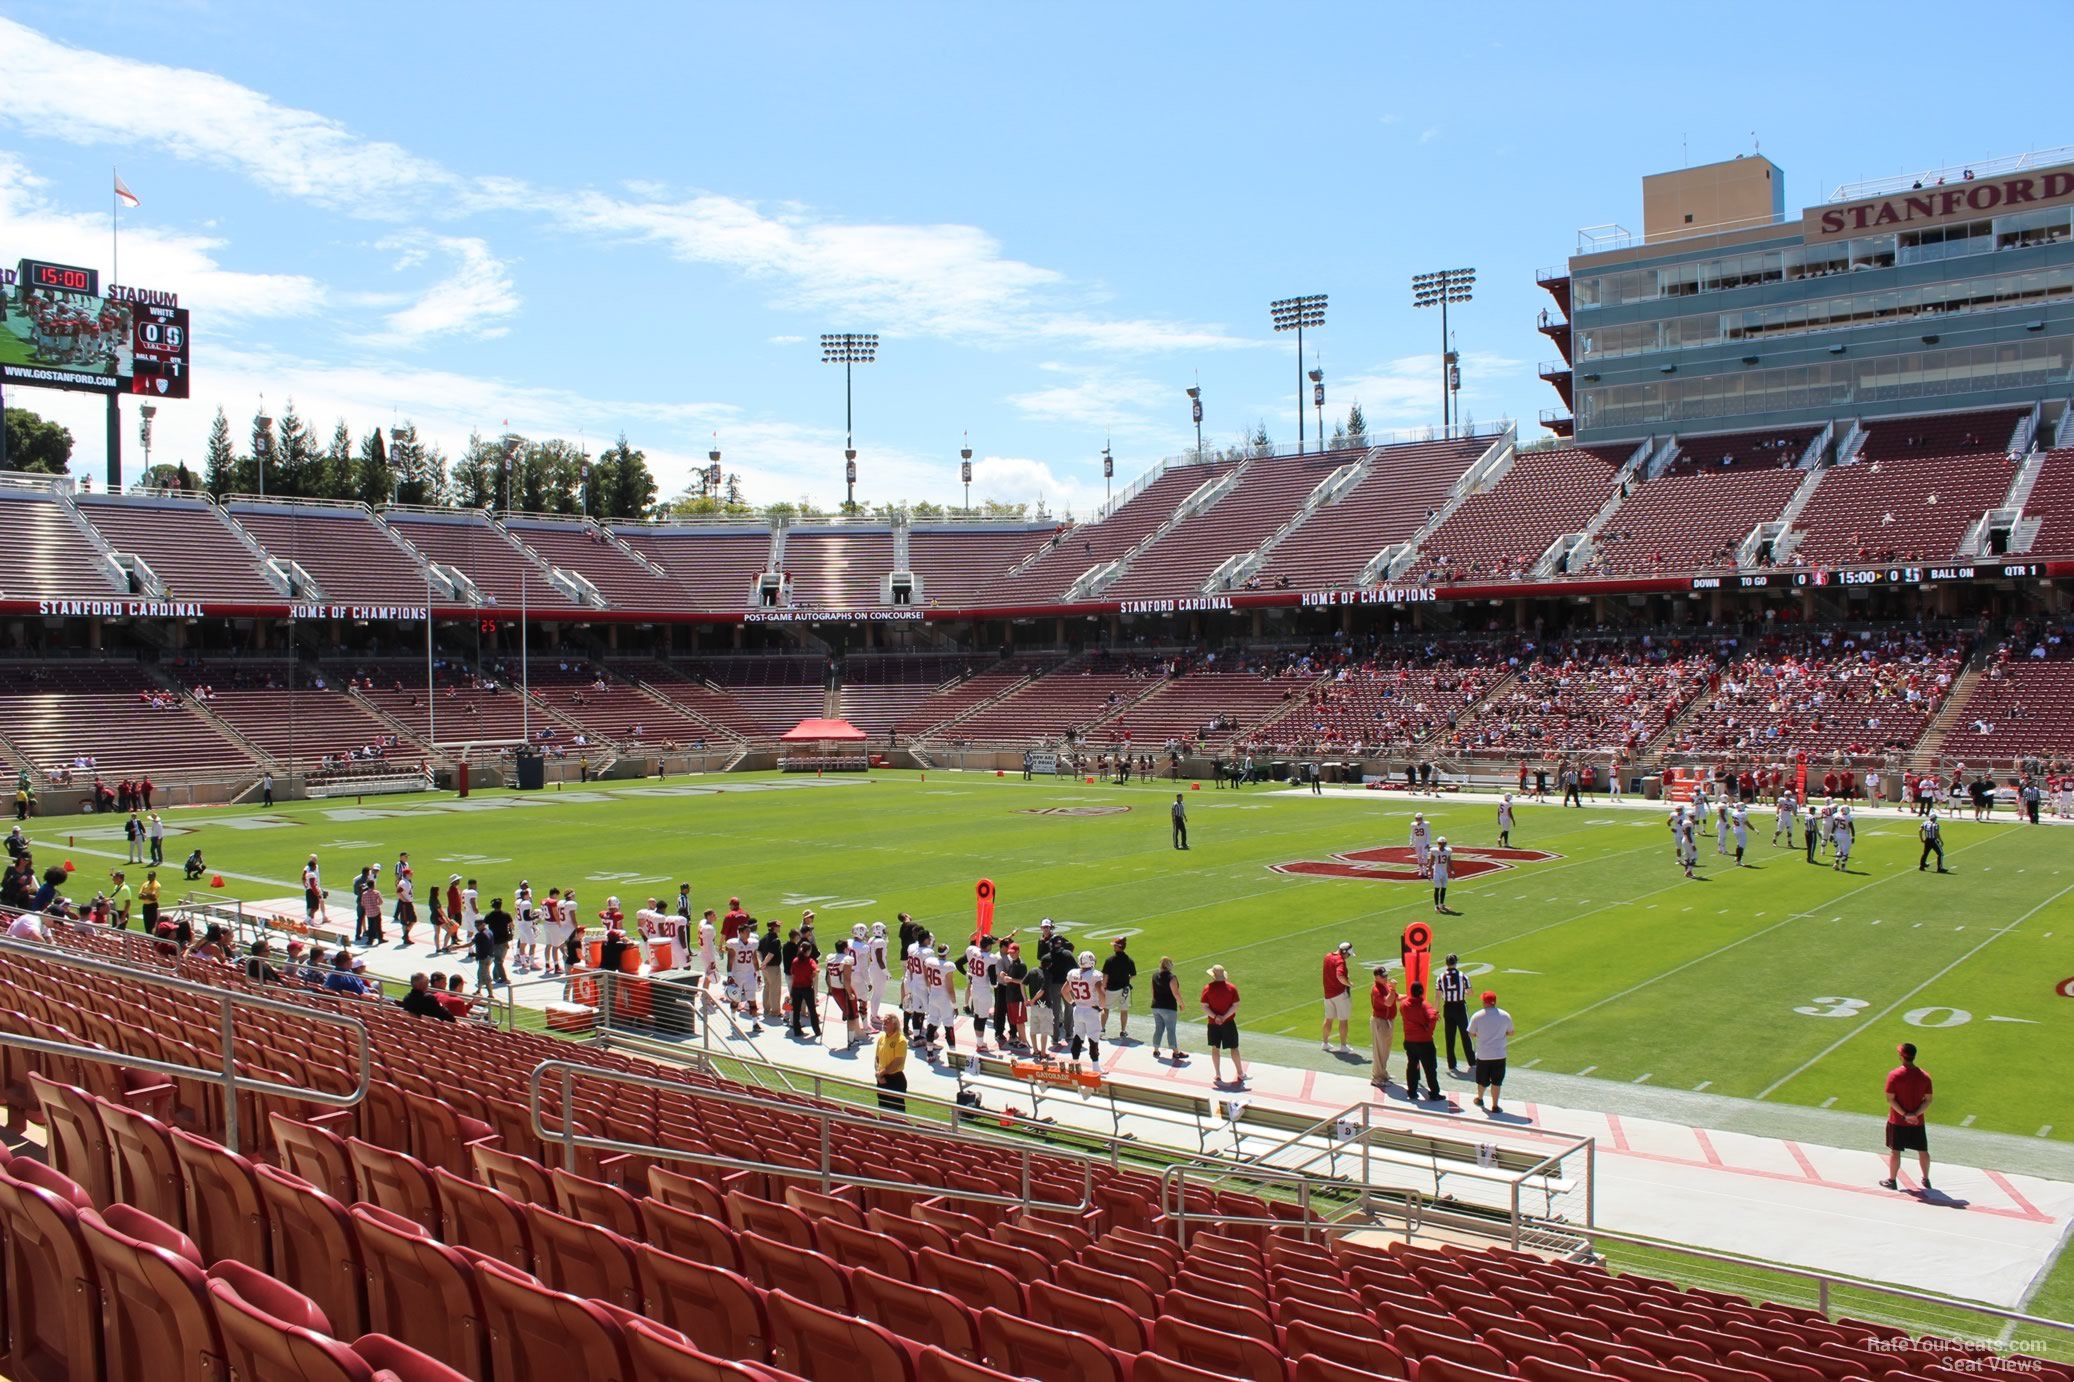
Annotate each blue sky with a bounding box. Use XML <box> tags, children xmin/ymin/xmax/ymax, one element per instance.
<box><xmin>1</xmin><ymin>1</ymin><xmax>2063</xmax><ymax>514</ymax></box>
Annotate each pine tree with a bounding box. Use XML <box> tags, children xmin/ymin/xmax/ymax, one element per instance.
<box><xmin>1346</xmin><ymin>403</ymin><xmax>1367</xmax><ymax>448</ymax></box>
<box><xmin>202</xmin><ymin>408</ymin><xmax>236</xmax><ymax>498</ymax></box>
<box><xmin>274</xmin><ymin>400</ymin><xmax>314</xmax><ymax>496</ymax></box>
<box><xmin>354</xmin><ymin>429</ymin><xmax>391</xmax><ymax>507</ymax></box>
<box><xmin>451</xmin><ymin>433</ymin><xmax>499</xmax><ymax>509</ymax></box>
<box><xmin>322</xmin><ymin>421</ymin><xmax>354</xmax><ymax>499</ymax></box>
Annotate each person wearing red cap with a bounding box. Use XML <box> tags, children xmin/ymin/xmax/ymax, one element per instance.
<box><xmin>1881</xmin><ymin>1043</ymin><xmax>1934</xmax><ymax>1191</ymax></box>
<box><xmin>1466</xmin><ymin>989</ymin><xmax>1514</xmax><ymax>1114</ymax></box>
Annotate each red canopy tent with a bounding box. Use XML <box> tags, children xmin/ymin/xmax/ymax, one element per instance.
<box><xmin>778</xmin><ymin>718</ymin><xmax>868</xmax><ymax>743</ymax></box>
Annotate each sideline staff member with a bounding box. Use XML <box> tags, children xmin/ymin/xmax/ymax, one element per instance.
<box><xmin>1466</xmin><ymin>990</ymin><xmax>1514</xmax><ymax>1115</ymax></box>
<box><xmin>1881</xmin><ymin>1042</ymin><xmax>1934</xmax><ymax>1191</ymax></box>
<box><xmin>1435</xmin><ymin>953</ymin><xmax>1475</xmax><ymax>1072</ymax></box>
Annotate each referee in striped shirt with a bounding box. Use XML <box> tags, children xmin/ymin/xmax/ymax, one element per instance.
<box><xmin>1436</xmin><ymin>954</ymin><xmax>1476</xmax><ymax>1072</ymax></box>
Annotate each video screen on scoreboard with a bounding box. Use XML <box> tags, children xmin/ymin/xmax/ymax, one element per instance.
<box><xmin>0</xmin><ymin>258</ymin><xmax>134</xmax><ymax>393</ymax></box>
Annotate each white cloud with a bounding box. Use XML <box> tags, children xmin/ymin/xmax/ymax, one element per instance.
<box><xmin>0</xmin><ymin>150</ymin><xmax>325</xmax><ymax>319</ymax></box>
<box><xmin>768</xmin><ymin>334</ymin><xmax>804</xmax><ymax>345</ymax></box>
<box><xmin>1007</xmin><ymin>363</ymin><xmax>1181</xmax><ymax>436</ymax></box>
<box><xmin>1325</xmin><ymin>350</ymin><xmax>1526</xmax><ymax>437</ymax></box>
<box><xmin>361</xmin><ymin>235</ymin><xmax>520</xmax><ymax>346</ymax></box>
<box><xmin>1420</xmin><ymin>127</ymin><xmax>1442</xmax><ymax>144</ymax></box>
<box><xmin>0</xmin><ymin>19</ymin><xmax>516</xmax><ymax>218</ymax></box>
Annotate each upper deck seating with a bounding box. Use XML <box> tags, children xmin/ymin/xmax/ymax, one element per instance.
<box><xmin>781</xmin><ymin>529</ymin><xmax>896</xmax><ymax>609</ymax></box>
<box><xmin>906</xmin><ymin>527</ymin><xmax>1053</xmax><ymax>608</ymax></box>
<box><xmin>984</xmin><ymin>464</ymin><xmax>1234</xmax><ymax>603</ymax></box>
<box><xmin>502</xmin><ymin>518</ymin><xmax>678</xmax><ymax>609</ymax></box>
<box><xmin>2014</xmin><ymin>449</ymin><xmax>2074</xmax><ymax>556</ymax></box>
<box><xmin>1109</xmin><ymin>451</ymin><xmax>1366</xmax><ymax>600</ymax></box>
<box><xmin>612</xmin><ymin>527</ymin><xmax>772</xmax><ymax>611</ymax></box>
<box><xmin>1791</xmin><ymin>453</ymin><xmax>2017</xmax><ymax>566</ymax></box>
<box><xmin>1410</xmin><ymin>448</ymin><xmax>1626</xmax><ymax>583</ymax></box>
<box><xmin>0</xmin><ymin>489</ymin><xmax>125</xmax><ymax>598</ymax></box>
<box><xmin>1852</xmin><ymin>407</ymin><xmax>2028</xmax><ymax>464</ymax></box>
<box><xmin>384</xmin><ymin>512</ymin><xmax>580</xmax><ymax>610</ymax></box>
<box><xmin>75</xmin><ymin>496</ymin><xmax>281</xmax><ymax>601</ymax></box>
<box><xmin>1253</xmin><ymin>437</ymin><xmax>1490</xmax><ymax>591</ymax></box>
<box><xmin>1590</xmin><ymin>469</ymin><xmax>1803</xmax><ymax>575</ymax></box>
<box><xmin>228</xmin><ymin>504</ymin><xmax>433</xmax><ymax>605</ymax></box>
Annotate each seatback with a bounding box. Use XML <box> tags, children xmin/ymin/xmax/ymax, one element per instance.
<box><xmin>31</xmin><ymin>1074</ymin><xmax>114</xmax><ymax>1207</ymax></box>
<box><xmin>206</xmin><ymin>1270</ymin><xmax>364</xmax><ymax>1382</ymax></box>
<box><xmin>472</xmin><ymin>1256</ymin><xmax>638</xmax><ymax>1381</ymax></box>
<box><xmin>635</xmin><ymin>1245</ymin><xmax>770</xmax><ymax>1363</ymax></box>
<box><xmin>1150</xmin><ymin>1315</ymin><xmax>1286</xmax><ymax>1382</ymax></box>
<box><xmin>347</xmin><ymin>1137</ymin><xmax>443</xmax><ymax>1235</ymax></box>
<box><xmin>254</xmin><ymin>1163</ymin><xmax>368</xmax><ymax>1338</ymax></box>
<box><xmin>472</xmin><ymin>1144</ymin><xmax>554</xmax><ymax>1203</ymax></box>
<box><xmin>977</xmin><ymin>1307</ymin><xmax>1128</xmax><ymax>1382</ymax></box>
<box><xmin>524</xmin><ymin>1203</ymin><xmax>642</xmax><ymax>1312</ymax></box>
<box><xmin>94</xmin><ymin>1098</ymin><xmax>185</xmax><ymax>1230</ymax></box>
<box><xmin>171</xmin><ymin>1129</ymin><xmax>270</xmax><ymax>1270</ymax></box>
<box><xmin>350</xmin><ymin>1204</ymin><xmax>489</xmax><ymax>1381</ymax></box>
<box><xmin>647</xmin><ymin>1165</ymin><xmax>728</xmax><ymax>1219</ymax></box>
<box><xmin>432</xmin><ymin>1168</ymin><xmax>533</xmax><ymax>1272</ymax></box>
<box><xmin>552</xmin><ymin>1167</ymin><xmax>645</xmax><ymax>1239</ymax></box>
<box><xmin>916</xmin><ymin>1246</ymin><xmax>1021</xmax><ymax>1315</ymax></box>
<box><xmin>850</xmin><ymin>1267</ymin><xmax>982</xmax><ymax>1362</ymax></box>
<box><xmin>0</xmin><ymin>1172</ymin><xmax>105</xmax><ymax>1382</ymax></box>
<box><xmin>623</xmin><ymin>1315</ymin><xmax>777</xmax><ymax>1380</ymax></box>
<box><xmin>272</xmin><ymin>1115</ymin><xmax>359</xmax><ymax>1205</ymax></box>
<box><xmin>766</xmin><ymin>1289</ymin><xmax>917</xmax><ymax>1382</ymax></box>
<box><xmin>815</xmin><ymin>1219</ymin><xmax>915</xmax><ymax>1282</ymax></box>
<box><xmin>1027</xmin><ymin>1278</ymin><xmax>1150</xmax><ymax>1353</ymax></box>
<box><xmin>80</xmin><ymin>1206</ymin><xmax>227</xmax><ymax>1382</ymax></box>
<box><xmin>739</xmin><ymin>1230</ymin><xmax>851</xmax><ymax>1313</ymax></box>
<box><xmin>640</xmin><ymin>1197</ymin><xmax>743</xmax><ymax>1272</ymax></box>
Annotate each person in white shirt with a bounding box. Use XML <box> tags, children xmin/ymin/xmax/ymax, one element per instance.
<box><xmin>1496</xmin><ymin>795</ymin><xmax>1515</xmax><ymax>848</ymax></box>
<box><xmin>726</xmin><ymin>927</ymin><xmax>762</xmax><ymax>1023</ymax></box>
<box><xmin>903</xmin><ymin>935</ymin><xmax>930</xmax><ymax>1036</ymax></box>
<box><xmin>1410</xmin><ymin>814</ymin><xmax>1432</xmax><ymax>878</ymax></box>
<box><xmin>923</xmin><ymin>941</ymin><xmax>959</xmax><ymax>1052</ymax></box>
<box><xmin>696</xmin><ymin>912</ymin><xmax>721</xmax><ymax>991</ymax></box>
<box><xmin>633</xmin><ymin>898</ymin><xmax>664</xmax><ymax>970</ymax></box>
<box><xmin>828</xmin><ymin>939</ymin><xmax>864</xmax><ymax>1047</ymax></box>
<box><xmin>848</xmin><ymin>923</ymin><xmax>875</xmax><ymax>1017</ymax></box>
<box><xmin>1714</xmin><ymin>801</ymin><xmax>1731</xmax><ymax>856</ymax></box>
<box><xmin>1466</xmin><ymin>991</ymin><xmax>1515</xmax><ymax>1114</ymax></box>
<box><xmin>5</xmin><ymin>912</ymin><xmax>49</xmax><ymax>942</ymax></box>
<box><xmin>1607</xmin><ymin>757</ymin><xmax>1624</xmax><ymax>803</ymax></box>
<box><xmin>1731</xmin><ymin>805</ymin><xmax>1749</xmax><ymax>866</ymax></box>
<box><xmin>1064</xmin><ymin>950</ymin><xmax>1107</xmax><ymax>1065</ymax></box>
<box><xmin>395</xmin><ymin>869</ymin><xmax>418</xmax><ymax>947</ymax></box>
<box><xmin>964</xmin><ymin>938</ymin><xmax>997</xmax><ymax>1053</ymax></box>
<box><xmin>865</xmin><ymin>922</ymin><xmax>891</xmax><ymax>1020</ymax></box>
<box><xmin>459</xmin><ymin>877</ymin><xmax>480</xmax><ymax>932</ymax></box>
<box><xmin>1773</xmin><ymin>790</ymin><xmax>1797</xmax><ymax>846</ymax></box>
<box><xmin>1679</xmin><ymin>819</ymin><xmax>1699</xmax><ymax>878</ymax></box>
<box><xmin>303</xmin><ymin>856</ymin><xmax>324</xmax><ymax>925</ymax></box>
<box><xmin>512</xmin><ymin>881</ymin><xmax>536</xmax><ymax>971</ymax></box>
<box><xmin>1431</xmin><ymin>838</ymin><xmax>1453</xmax><ymax>915</ymax></box>
<box><xmin>1832</xmin><ymin>807</ymin><xmax>1855</xmax><ymax>872</ymax></box>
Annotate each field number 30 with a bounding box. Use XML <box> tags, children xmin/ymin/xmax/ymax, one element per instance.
<box><xmin>1794</xmin><ymin>997</ymin><xmax>1972</xmax><ymax>1028</ymax></box>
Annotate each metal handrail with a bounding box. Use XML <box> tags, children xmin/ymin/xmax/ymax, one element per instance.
<box><xmin>525</xmin><ymin>1057</ymin><xmax>1094</xmax><ymax>1216</ymax></box>
<box><xmin>0</xmin><ymin>933</ymin><xmax>372</xmax><ymax>1155</ymax></box>
<box><xmin>1582</xmin><ymin>1224</ymin><xmax>2074</xmax><ymax>1346</ymax></box>
<box><xmin>1157</xmin><ymin>1158</ymin><xmax>1425</xmax><ymax>1248</ymax></box>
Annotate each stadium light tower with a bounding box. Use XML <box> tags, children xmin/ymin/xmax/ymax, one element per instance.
<box><xmin>1186</xmin><ymin>384</ymin><xmax>1204</xmax><ymax>464</ymax></box>
<box><xmin>1412</xmin><ymin>268</ymin><xmax>1475</xmax><ymax>436</ymax></box>
<box><xmin>1269</xmin><ymin>295</ymin><xmax>1327</xmax><ymax>454</ymax></box>
<box><xmin>1102</xmin><ymin>442</ymin><xmax>1114</xmax><ymax>508</ymax></box>
<box><xmin>254</xmin><ymin>407</ymin><xmax>273</xmax><ymax>498</ymax></box>
<box><xmin>960</xmin><ymin>436</ymin><xmax>973</xmax><ymax>514</ymax></box>
<box><xmin>1308</xmin><ymin>366</ymin><xmax>1325</xmax><ymax>451</ymax></box>
<box><xmin>389</xmin><ymin>426</ymin><xmax>406</xmax><ymax>505</ymax></box>
<box><xmin>138</xmin><ymin>404</ymin><xmax>156</xmax><ymax>488</ymax></box>
<box><xmin>821</xmin><ymin>332</ymin><xmax>878</xmax><ymax>508</ymax></box>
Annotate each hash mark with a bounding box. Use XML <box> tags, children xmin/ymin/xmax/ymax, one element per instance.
<box><xmin>1575</xmin><ymin>1065</ymin><xmax>1597</xmax><ymax>1076</ymax></box>
<box><xmin>1633</xmin><ymin>1073</ymin><xmax>1653</xmax><ymax>1084</ymax></box>
<box><xmin>1820</xmin><ymin>1097</ymin><xmax>1838</xmax><ymax>1108</ymax></box>
<box><xmin>2040</xmin><ymin>1125</ymin><xmax>2055</xmax><ymax>1138</ymax></box>
<box><xmin>1693</xmin><ymin>1080</ymin><xmax>1712</xmax><ymax>1092</ymax></box>
<box><xmin>1961</xmin><ymin>1115</ymin><xmax>1977</xmax><ymax>1127</ymax></box>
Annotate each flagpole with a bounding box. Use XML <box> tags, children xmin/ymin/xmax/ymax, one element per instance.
<box><xmin>111</xmin><ymin>166</ymin><xmax>118</xmax><ymax>288</ymax></box>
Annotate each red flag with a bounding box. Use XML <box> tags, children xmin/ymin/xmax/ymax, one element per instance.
<box><xmin>114</xmin><ymin>173</ymin><xmax>140</xmax><ymax>208</ymax></box>
<box><xmin>975</xmin><ymin>878</ymin><xmax>996</xmax><ymax>937</ymax></box>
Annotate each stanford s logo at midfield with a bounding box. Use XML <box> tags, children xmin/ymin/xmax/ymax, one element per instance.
<box><xmin>1271</xmin><ymin>845</ymin><xmax>1563</xmax><ymax>882</ymax></box>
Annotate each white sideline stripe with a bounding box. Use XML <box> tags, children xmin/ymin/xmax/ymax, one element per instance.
<box><xmin>1754</xmin><ymin>879</ymin><xmax>2074</xmax><ymax>1100</ymax></box>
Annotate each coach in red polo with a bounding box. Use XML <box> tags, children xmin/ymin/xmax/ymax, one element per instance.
<box><xmin>1881</xmin><ymin>1042</ymin><xmax>1934</xmax><ymax>1191</ymax></box>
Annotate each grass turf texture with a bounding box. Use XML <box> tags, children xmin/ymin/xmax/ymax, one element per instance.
<box><xmin>36</xmin><ymin>771</ymin><xmax>2073</xmax><ymax>1141</ymax></box>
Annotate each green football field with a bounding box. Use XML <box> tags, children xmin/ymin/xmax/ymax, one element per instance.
<box><xmin>31</xmin><ymin>771</ymin><xmax>2074</xmax><ymax>1141</ymax></box>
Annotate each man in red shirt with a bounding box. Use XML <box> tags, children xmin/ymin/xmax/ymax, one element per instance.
<box><xmin>1399</xmin><ymin>981</ymin><xmax>1439</xmax><ymax>1102</ymax></box>
<box><xmin>1199</xmin><ymin>965</ymin><xmax>1245</xmax><ymax>1087</ymax></box>
<box><xmin>1881</xmin><ymin>1042</ymin><xmax>1934</xmax><ymax>1191</ymax></box>
<box><xmin>723</xmin><ymin>896</ymin><xmax>752</xmax><ymax>943</ymax></box>
<box><xmin>788</xmin><ymin>947</ymin><xmax>822</xmax><ymax>1040</ymax></box>
<box><xmin>1319</xmin><ymin>941</ymin><xmax>1353</xmax><ymax>1054</ymax></box>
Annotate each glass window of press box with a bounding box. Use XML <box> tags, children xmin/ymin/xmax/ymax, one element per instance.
<box><xmin>1577</xmin><ymin>336</ymin><xmax>2071</xmax><ymax>432</ymax></box>
<box><xmin>1569</xmin><ymin>206</ymin><xmax>2074</xmax><ymax>311</ymax></box>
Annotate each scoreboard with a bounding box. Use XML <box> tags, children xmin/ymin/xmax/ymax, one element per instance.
<box><xmin>1690</xmin><ymin>562</ymin><xmax>2048</xmax><ymax>591</ymax></box>
<box><xmin>130</xmin><ymin>303</ymin><xmax>190</xmax><ymax>399</ymax></box>
<box><xmin>1</xmin><ymin>256</ymin><xmax>189</xmax><ymax>397</ymax></box>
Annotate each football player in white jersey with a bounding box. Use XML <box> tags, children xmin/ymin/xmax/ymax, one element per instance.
<box><xmin>1496</xmin><ymin>795</ymin><xmax>1515</xmax><ymax>848</ymax></box>
<box><xmin>1832</xmin><ymin>806</ymin><xmax>1855</xmax><ymax>872</ymax></box>
<box><xmin>512</xmin><ymin>880</ymin><xmax>536</xmax><ymax>972</ymax></box>
<box><xmin>924</xmin><ymin>941</ymin><xmax>959</xmax><ymax>1052</ymax></box>
<box><xmin>1773</xmin><ymin>790</ymin><xmax>1798</xmax><ymax>846</ymax></box>
<box><xmin>866</xmin><ymin>922</ymin><xmax>891</xmax><ymax>1019</ymax></box>
<box><xmin>697</xmin><ymin>911</ymin><xmax>722</xmax><ymax>991</ymax></box>
<box><xmin>1679</xmin><ymin>820</ymin><xmax>1700</xmax><ymax>878</ymax></box>
<box><xmin>726</xmin><ymin>925</ymin><xmax>762</xmax><ymax>1025</ymax></box>
<box><xmin>1064</xmin><ymin>950</ymin><xmax>1106</xmax><ymax>1065</ymax></box>
<box><xmin>828</xmin><ymin>939</ymin><xmax>864</xmax><ymax>1048</ymax></box>
<box><xmin>1431</xmin><ymin>838</ymin><xmax>1454</xmax><ymax>915</ymax></box>
<box><xmin>903</xmin><ymin>930</ymin><xmax>931</xmax><ymax>1037</ymax></box>
<box><xmin>633</xmin><ymin>897</ymin><xmax>665</xmax><ymax>971</ymax></box>
<box><xmin>1715</xmin><ymin>801</ymin><xmax>1731</xmax><ymax>856</ymax></box>
<box><xmin>847</xmin><ymin>923</ymin><xmax>873</xmax><ymax>1017</ymax></box>
<box><xmin>964</xmin><ymin>936</ymin><xmax>998</xmax><ymax>1053</ymax></box>
<box><xmin>1410</xmin><ymin>813</ymin><xmax>1432</xmax><ymax>878</ymax></box>
<box><xmin>1731</xmin><ymin>804</ymin><xmax>1750</xmax><ymax>866</ymax></box>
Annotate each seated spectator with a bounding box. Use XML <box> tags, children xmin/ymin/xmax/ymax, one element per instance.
<box><xmin>323</xmin><ymin>950</ymin><xmax>369</xmax><ymax>996</ymax></box>
<box><xmin>191</xmin><ymin>925</ymin><xmax>230</xmax><ymax>962</ymax></box>
<box><xmin>429</xmin><ymin>972</ymin><xmax>473</xmax><ymax>1018</ymax></box>
<box><xmin>5</xmin><ymin>911</ymin><xmax>50</xmax><ymax>942</ymax></box>
<box><xmin>244</xmin><ymin>938</ymin><xmax>282</xmax><ymax>984</ymax></box>
<box><xmin>400</xmin><ymin>972</ymin><xmax>457</xmax><ymax>1021</ymax></box>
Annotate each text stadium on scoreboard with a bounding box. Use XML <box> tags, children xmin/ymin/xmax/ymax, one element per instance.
<box><xmin>0</xmin><ymin>257</ymin><xmax>189</xmax><ymax>397</ymax></box>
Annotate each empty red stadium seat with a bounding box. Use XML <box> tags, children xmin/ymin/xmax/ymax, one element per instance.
<box><xmin>622</xmin><ymin>1314</ymin><xmax>784</xmax><ymax>1380</ymax></box>
<box><xmin>32</xmin><ymin>1074</ymin><xmax>114</xmax><ymax>1207</ymax></box>
<box><xmin>171</xmin><ymin>1130</ymin><xmax>270</xmax><ymax>1270</ymax></box>
<box><xmin>740</xmin><ymin>1231</ymin><xmax>851</xmax><ymax>1314</ymax></box>
<box><xmin>349</xmin><ymin>1203</ymin><xmax>489</xmax><ymax>1379</ymax></box>
<box><xmin>471</xmin><ymin>1254</ymin><xmax>636</xmax><ymax>1380</ymax></box>
<box><xmin>767</xmin><ymin>1290</ymin><xmax>919</xmax><ymax>1382</ymax></box>
<box><xmin>273</xmin><ymin>1115</ymin><xmax>359</xmax><ymax>1206</ymax></box>
<box><xmin>523</xmin><ymin>1203</ymin><xmax>643</xmax><ymax>1313</ymax></box>
<box><xmin>915</xmin><ymin>1245</ymin><xmax>1023</xmax><ymax>1316</ymax></box>
<box><xmin>255</xmin><ymin>1164</ymin><xmax>368</xmax><ymax>1338</ymax></box>
<box><xmin>1150</xmin><ymin>1314</ymin><xmax>1286</xmax><ymax>1382</ymax></box>
<box><xmin>431</xmin><ymin>1167</ymin><xmax>533</xmax><ymax>1273</ymax></box>
<box><xmin>851</xmin><ymin>1268</ymin><xmax>983</xmax><ymax>1362</ymax></box>
<box><xmin>635</xmin><ymin>1244</ymin><xmax>771</xmax><ymax>1362</ymax></box>
<box><xmin>978</xmin><ymin>1307</ymin><xmax>1130</xmax><ymax>1382</ymax></box>
<box><xmin>1283</xmin><ymin>1319</ymin><xmax>1407</xmax><ymax>1376</ymax></box>
<box><xmin>0</xmin><ymin>1170</ymin><xmax>105</xmax><ymax>1382</ymax></box>
<box><xmin>816</xmin><ymin>1218</ymin><xmax>916</xmax><ymax>1281</ymax></box>
<box><xmin>79</xmin><ymin>1205</ymin><xmax>225</xmax><ymax>1382</ymax></box>
<box><xmin>348</xmin><ymin>1137</ymin><xmax>443</xmax><ymax>1236</ymax></box>
<box><xmin>642</xmin><ymin>1196</ymin><xmax>745</xmax><ymax>1272</ymax></box>
<box><xmin>98</xmin><ymin>1099</ymin><xmax>185</xmax><ymax>1230</ymax></box>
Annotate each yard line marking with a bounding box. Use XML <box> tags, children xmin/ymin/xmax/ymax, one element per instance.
<box><xmin>1756</xmin><ymin>878</ymin><xmax>2074</xmax><ymax>1100</ymax></box>
<box><xmin>2040</xmin><ymin>1125</ymin><xmax>2055</xmax><ymax>1138</ymax></box>
<box><xmin>1691</xmin><ymin>1129</ymin><xmax>1724</xmax><ymax>1167</ymax></box>
<box><xmin>1632</xmin><ymin>1073</ymin><xmax>1653</xmax><ymax>1084</ymax></box>
<box><xmin>1575</xmin><ymin>1065</ymin><xmax>1597</xmax><ymax>1076</ymax></box>
<box><xmin>1820</xmin><ymin>1096</ymin><xmax>1838</xmax><ymax>1108</ymax></box>
<box><xmin>1961</xmin><ymin>1114</ymin><xmax>1978</xmax><ymax>1127</ymax></box>
<box><xmin>1692</xmin><ymin>1080</ymin><xmax>1712</xmax><ymax>1092</ymax></box>
<box><xmin>1784</xmin><ymin>1142</ymin><xmax>1820</xmax><ymax>1179</ymax></box>
<box><xmin>1985</xmin><ymin>1170</ymin><xmax>2043</xmax><ymax>1218</ymax></box>
<box><xmin>1523</xmin><ymin>1058</ymin><xmax>1543</xmax><ymax>1069</ymax></box>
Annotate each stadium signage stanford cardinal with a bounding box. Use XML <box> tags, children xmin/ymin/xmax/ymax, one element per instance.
<box><xmin>1272</xmin><ymin>845</ymin><xmax>1562</xmax><ymax>882</ymax></box>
